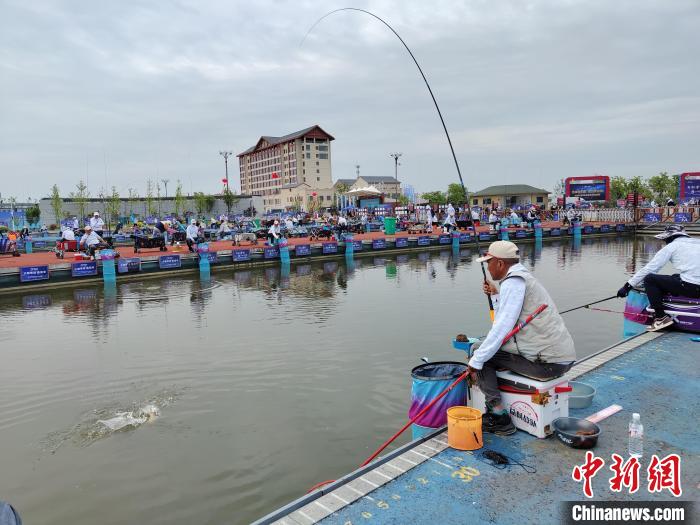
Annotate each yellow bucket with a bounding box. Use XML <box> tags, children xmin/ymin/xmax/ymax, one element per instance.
<box><xmin>447</xmin><ymin>406</ymin><xmax>483</xmax><ymax>451</ymax></box>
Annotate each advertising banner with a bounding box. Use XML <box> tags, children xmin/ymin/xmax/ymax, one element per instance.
<box><xmin>322</xmin><ymin>242</ymin><xmax>338</xmax><ymax>254</ymax></box>
<box><xmin>395</xmin><ymin>237</ymin><xmax>408</xmax><ymax>248</ymax></box>
<box><xmin>233</xmin><ymin>249</ymin><xmax>251</xmax><ymax>261</ymax></box>
<box><xmin>118</xmin><ymin>257</ymin><xmax>141</xmax><ymax>274</ymax></box>
<box><xmin>158</xmin><ymin>254</ymin><xmax>181</xmax><ymax>269</ymax></box>
<box><xmin>372</xmin><ymin>239</ymin><xmax>386</xmax><ymax>249</ymax></box>
<box><xmin>71</xmin><ymin>261</ymin><xmax>98</xmax><ymax>277</ymax></box>
<box><xmin>19</xmin><ymin>265</ymin><xmax>49</xmax><ymax>282</ymax></box>
<box><xmin>294</xmin><ymin>244</ymin><xmax>310</xmax><ymax>257</ymax></box>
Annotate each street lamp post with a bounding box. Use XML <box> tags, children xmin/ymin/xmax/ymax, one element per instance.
<box><xmin>389</xmin><ymin>152</ymin><xmax>402</xmax><ymax>181</ymax></box>
<box><xmin>219</xmin><ymin>151</ymin><xmax>233</xmax><ymax>192</ymax></box>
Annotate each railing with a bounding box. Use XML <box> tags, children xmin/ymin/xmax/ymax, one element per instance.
<box><xmin>581</xmin><ymin>208</ymin><xmax>634</xmax><ymax>223</ymax></box>
<box><xmin>635</xmin><ymin>206</ymin><xmax>699</xmax><ymax>224</ymax></box>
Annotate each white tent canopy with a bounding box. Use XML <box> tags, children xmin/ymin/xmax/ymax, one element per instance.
<box><xmin>344</xmin><ymin>185</ymin><xmax>382</xmax><ymax>196</ymax></box>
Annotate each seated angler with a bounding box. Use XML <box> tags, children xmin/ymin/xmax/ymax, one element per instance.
<box><xmin>79</xmin><ymin>225</ymin><xmax>108</xmax><ymax>259</ymax></box>
<box><xmin>617</xmin><ymin>225</ymin><xmax>700</xmax><ymax>331</ymax></box>
<box><xmin>467</xmin><ymin>241</ymin><xmax>577</xmax><ymax>435</ymax></box>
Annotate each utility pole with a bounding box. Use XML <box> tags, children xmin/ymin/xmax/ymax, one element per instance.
<box><xmin>355</xmin><ymin>164</ymin><xmax>360</xmax><ymax>177</ymax></box>
<box><xmin>219</xmin><ymin>151</ymin><xmax>233</xmax><ymax>192</ymax></box>
<box><xmin>161</xmin><ymin>179</ymin><xmax>170</xmax><ymax>198</ymax></box>
<box><xmin>389</xmin><ymin>152</ymin><xmax>402</xmax><ymax>181</ymax></box>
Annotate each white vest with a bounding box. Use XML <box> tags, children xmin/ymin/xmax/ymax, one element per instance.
<box><xmin>500</xmin><ymin>268</ymin><xmax>576</xmax><ymax>363</ymax></box>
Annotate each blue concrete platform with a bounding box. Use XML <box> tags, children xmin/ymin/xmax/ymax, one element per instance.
<box><xmin>256</xmin><ymin>332</ymin><xmax>699</xmax><ymax>524</ymax></box>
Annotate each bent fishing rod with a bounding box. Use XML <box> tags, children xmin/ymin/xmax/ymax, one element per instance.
<box><xmin>302</xmin><ymin>7</ymin><xmax>495</xmax><ymax>321</ymax></box>
<box><xmin>307</xmin><ymin>304</ymin><xmax>549</xmax><ymax>493</ymax></box>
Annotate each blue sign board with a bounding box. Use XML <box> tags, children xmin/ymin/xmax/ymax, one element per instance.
<box><xmin>515</xmin><ymin>230</ymin><xmax>527</xmax><ymax>238</ymax></box>
<box><xmin>352</xmin><ymin>240</ymin><xmax>363</xmax><ymax>251</ymax></box>
<box><xmin>395</xmin><ymin>237</ymin><xmax>408</xmax><ymax>248</ymax></box>
<box><xmin>417</xmin><ymin>236</ymin><xmax>430</xmax><ymax>246</ymax></box>
<box><xmin>643</xmin><ymin>213</ymin><xmax>661</xmax><ymax>223</ymax></box>
<box><xmin>264</xmin><ymin>247</ymin><xmax>279</xmax><ymax>259</ymax></box>
<box><xmin>674</xmin><ymin>213</ymin><xmax>692</xmax><ymax>223</ymax></box>
<box><xmin>19</xmin><ymin>265</ymin><xmax>49</xmax><ymax>282</ymax></box>
<box><xmin>322</xmin><ymin>242</ymin><xmax>338</xmax><ymax>254</ymax></box>
<box><xmin>550</xmin><ymin>228</ymin><xmax>561</xmax><ymax>236</ymax></box>
<box><xmin>583</xmin><ymin>225</ymin><xmax>594</xmax><ymax>234</ymax></box>
<box><xmin>201</xmin><ymin>252</ymin><xmax>217</xmax><ymax>263</ymax></box>
<box><xmin>233</xmin><ymin>249</ymin><xmax>251</xmax><ymax>261</ymax></box>
<box><xmin>438</xmin><ymin>235</ymin><xmax>451</xmax><ymax>244</ymax></box>
<box><xmin>295</xmin><ymin>244</ymin><xmax>310</xmax><ymax>257</ymax></box>
<box><xmin>72</xmin><ymin>260</ymin><xmax>98</xmax><ymax>277</ymax></box>
<box><xmin>478</xmin><ymin>232</ymin><xmax>491</xmax><ymax>241</ymax></box>
<box><xmin>372</xmin><ymin>239</ymin><xmax>386</xmax><ymax>250</ymax></box>
<box><xmin>459</xmin><ymin>233</ymin><xmax>472</xmax><ymax>243</ymax></box>
<box><xmin>118</xmin><ymin>257</ymin><xmax>141</xmax><ymax>274</ymax></box>
<box><xmin>159</xmin><ymin>254</ymin><xmax>181</xmax><ymax>269</ymax></box>
<box><xmin>33</xmin><ymin>241</ymin><xmax>46</xmax><ymax>248</ymax></box>
<box><xmin>616</xmin><ymin>224</ymin><xmax>626</xmax><ymax>232</ymax></box>
<box><xmin>600</xmin><ymin>224</ymin><xmax>610</xmax><ymax>233</ymax></box>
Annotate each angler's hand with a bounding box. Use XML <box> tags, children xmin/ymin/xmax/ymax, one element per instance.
<box><xmin>483</xmin><ymin>281</ymin><xmax>498</xmax><ymax>295</ymax></box>
<box><xmin>617</xmin><ymin>282</ymin><xmax>632</xmax><ymax>298</ymax></box>
<box><xmin>466</xmin><ymin>365</ymin><xmax>479</xmax><ymax>385</ymax></box>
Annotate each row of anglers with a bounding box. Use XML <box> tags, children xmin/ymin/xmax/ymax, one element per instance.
<box><xmin>457</xmin><ymin>224</ymin><xmax>699</xmax><ymax>436</ymax></box>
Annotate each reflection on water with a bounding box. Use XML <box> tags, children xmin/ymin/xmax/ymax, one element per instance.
<box><xmin>0</xmin><ymin>236</ymin><xmax>666</xmax><ymax>525</ymax></box>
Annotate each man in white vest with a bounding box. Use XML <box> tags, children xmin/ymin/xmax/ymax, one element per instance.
<box><xmin>468</xmin><ymin>241</ymin><xmax>576</xmax><ymax>435</ymax></box>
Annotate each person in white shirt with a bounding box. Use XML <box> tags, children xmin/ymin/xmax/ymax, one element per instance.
<box><xmin>185</xmin><ymin>219</ymin><xmax>201</xmax><ymax>252</ymax></box>
<box><xmin>267</xmin><ymin>220</ymin><xmax>280</xmax><ymax>245</ymax></box>
<box><xmin>488</xmin><ymin>211</ymin><xmax>501</xmax><ymax>232</ymax></box>
<box><xmin>61</xmin><ymin>227</ymin><xmax>76</xmax><ymax>242</ymax></box>
<box><xmin>72</xmin><ymin>217</ymin><xmax>79</xmax><ymax>229</ymax></box>
<box><xmin>79</xmin><ymin>225</ymin><xmax>107</xmax><ymax>258</ymax></box>
<box><xmin>471</xmin><ymin>208</ymin><xmax>480</xmax><ymax>227</ymax></box>
<box><xmin>89</xmin><ymin>212</ymin><xmax>105</xmax><ymax>235</ymax></box>
<box><xmin>617</xmin><ymin>225</ymin><xmax>700</xmax><ymax>331</ymax></box>
<box><xmin>424</xmin><ymin>208</ymin><xmax>433</xmax><ymax>232</ymax></box>
<box><xmin>442</xmin><ymin>212</ymin><xmax>456</xmax><ymax>233</ymax></box>
<box><xmin>467</xmin><ymin>241</ymin><xmax>576</xmax><ymax>435</ymax></box>
<box><xmin>285</xmin><ymin>217</ymin><xmax>294</xmax><ymax>231</ymax></box>
<box><xmin>447</xmin><ymin>203</ymin><xmax>455</xmax><ymax>218</ymax></box>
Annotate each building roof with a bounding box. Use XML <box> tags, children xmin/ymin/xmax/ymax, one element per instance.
<box><xmin>359</xmin><ymin>176</ymin><xmax>400</xmax><ymax>183</ymax></box>
<box><xmin>279</xmin><ymin>182</ymin><xmax>310</xmax><ymax>190</ymax></box>
<box><xmin>471</xmin><ymin>184</ymin><xmax>550</xmax><ymax>196</ymax></box>
<box><xmin>334</xmin><ymin>179</ymin><xmax>355</xmax><ymax>186</ymax></box>
<box><xmin>238</xmin><ymin>125</ymin><xmax>335</xmax><ymax>156</ymax></box>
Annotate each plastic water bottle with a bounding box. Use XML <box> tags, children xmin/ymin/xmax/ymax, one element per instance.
<box><xmin>628</xmin><ymin>413</ymin><xmax>643</xmax><ymax>459</ymax></box>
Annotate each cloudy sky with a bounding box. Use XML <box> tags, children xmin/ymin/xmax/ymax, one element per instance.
<box><xmin>1</xmin><ymin>0</ymin><xmax>698</xmax><ymax>200</ymax></box>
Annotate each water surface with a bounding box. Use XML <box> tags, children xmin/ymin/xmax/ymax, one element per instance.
<box><xmin>0</xmin><ymin>236</ymin><xmax>664</xmax><ymax>524</ymax></box>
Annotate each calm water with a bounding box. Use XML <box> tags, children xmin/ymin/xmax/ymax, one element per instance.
<box><xmin>0</xmin><ymin>236</ymin><xmax>665</xmax><ymax>524</ymax></box>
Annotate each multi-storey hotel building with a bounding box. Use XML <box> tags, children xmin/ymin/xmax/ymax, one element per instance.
<box><xmin>237</xmin><ymin>125</ymin><xmax>335</xmax><ymax>212</ymax></box>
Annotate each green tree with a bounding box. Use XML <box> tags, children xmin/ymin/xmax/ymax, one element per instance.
<box><xmin>552</xmin><ymin>178</ymin><xmax>565</xmax><ymax>198</ymax></box>
<box><xmin>50</xmin><ymin>184</ymin><xmax>63</xmax><ymax>224</ymax></box>
<box><xmin>127</xmin><ymin>188</ymin><xmax>138</xmax><ymax>217</ymax></box>
<box><xmin>222</xmin><ymin>187</ymin><xmax>239</xmax><ymax>216</ymax></box>
<box><xmin>610</xmin><ymin>176</ymin><xmax>629</xmax><ymax>200</ymax></box>
<box><xmin>69</xmin><ymin>180</ymin><xmax>90</xmax><ymax>226</ymax></box>
<box><xmin>204</xmin><ymin>194</ymin><xmax>216</xmax><ymax>214</ymax></box>
<box><xmin>397</xmin><ymin>194</ymin><xmax>410</xmax><ymax>206</ymax></box>
<box><xmin>25</xmin><ymin>204</ymin><xmax>41</xmax><ymax>226</ymax></box>
<box><xmin>105</xmin><ymin>186</ymin><xmax>121</xmax><ymax>229</ymax></box>
<box><xmin>421</xmin><ymin>191</ymin><xmax>447</xmax><ymax>204</ymax></box>
<box><xmin>174</xmin><ymin>180</ymin><xmax>186</xmax><ymax>217</ymax></box>
<box><xmin>671</xmin><ymin>174</ymin><xmax>680</xmax><ymax>201</ymax></box>
<box><xmin>446</xmin><ymin>183</ymin><xmax>466</xmax><ymax>204</ymax></box>
<box><xmin>145</xmin><ymin>179</ymin><xmax>156</xmax><ymax>216</ymax></box>
<box><xmin>627</xmin><ymin>176</ymin><xmax>649</xmax><ymax>198</ymax></box>
<box><xmin>334</xmin><ymin>182</ymin><xmax>349</xmax><ymax>207</ymax></box>
<box><xmin>647</xmin><ymin>172</ymin><xmax>676</xmax><ymax>202</ymax></box>
<box><xmin>193</xmin><ymin>192</ymin><xmax>208</xmax><ymax>216</ymax></box>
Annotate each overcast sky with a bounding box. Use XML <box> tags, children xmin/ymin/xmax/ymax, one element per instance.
<box><xmin>1</xmin><ymin>0</ymin><xmax>698</xmax><ymax>200</ymax></box>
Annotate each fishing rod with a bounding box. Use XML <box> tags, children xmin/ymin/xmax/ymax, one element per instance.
<box><xmin>307</xmin><ymin>304</ymin><xmax>548</xmax><ymax>493</ymax></box>
<box><xmin>559</xmin><ymin>295</ymin><xmax>619</xmax><ymax>315</ymax></box>
<box><xmin>302</xmin><ymin>7</ymin><xmax>495</xmax><ymax>322</ymax></box>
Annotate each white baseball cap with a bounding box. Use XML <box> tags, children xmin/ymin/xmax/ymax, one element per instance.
<box><xmin>476</xmin><ymin>240</ymin><xmax>520</xmax><ymax>262</ymax></box>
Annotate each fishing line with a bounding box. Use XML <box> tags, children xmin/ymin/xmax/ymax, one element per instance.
<box><xmin>480</xmin><ymin>449</ymin><xmax>536</xmax><ymax>474</ymax></box>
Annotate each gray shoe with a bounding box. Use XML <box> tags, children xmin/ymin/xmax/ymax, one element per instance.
<box><xmin>647</xmin><ymin>315</ymin><xmax>674</xmax><ymax>332</ymax></box>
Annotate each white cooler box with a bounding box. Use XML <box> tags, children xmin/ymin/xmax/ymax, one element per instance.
<box><xmin>469</xmin><ymin>370</ymin><xmax>571</xmax><ymax>438</ymax></box>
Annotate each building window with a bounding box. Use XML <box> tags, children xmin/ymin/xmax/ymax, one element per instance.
<box><xmin>536</xmin><ymin>196</ymin><xmax>544</xmax><ymax>203</ymax></box>
<box><xmin>318</xmin><ymin>145</ymin><xmax>328</xmax><ymax>151</ymax></box>
<box><xmin>305</xmin><ymin>145</ymin><xmax>310</xmax><ymax>151</ymax></box>
<box><xmin>484</xmin><ymin>198</ymin><xmax>492</xmax><ymax>204</ymax></box>
<box><xmin>305</xmin><ymin>153</ymin><xmax>310</xmax><ymax>159</ymax></box>
<box><xmin>472</xmin><ymin>199</ymin><xmax>478</xmax><ymax>205</ymax></box>
<box><xmin>316</xmin><ymin>169</ymin><xmax>319</xmax><ymax>174</ymax></box>
<box><xmin>316</xmin><ymin>176</ymin><xmax>320</xmax><ymax>181</ymax></box>
<box><xmin>316</xmin><ymin>161</ymin><xmax>319</xmax><ymax>166</ymax></box>
<box><xmin>303</xmin><ymin>169</ymin><xmax>305</xmax><ymax>174</ymax></box>
<box><xmin>318</xmin><ymin>153</ymin><xmax>328</xmax><ymax>159</ymax></box>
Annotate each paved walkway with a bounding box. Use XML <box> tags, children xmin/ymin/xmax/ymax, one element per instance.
<box><xmin>0</xmin><ymin>221</ymin><xmax>603</xmax><ymax>271</ymax></box>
